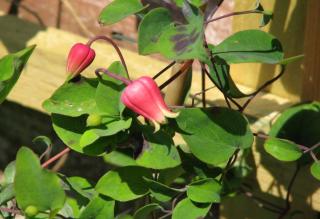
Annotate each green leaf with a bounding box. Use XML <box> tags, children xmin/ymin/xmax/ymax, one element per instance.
<box><xmin>157</xmin><ymin>6</ymin><xmax>206</xmax><ymax>61</ymax></box>
<box><xmin>212</xmin><ymin>30</ymin><xmax>283</xmax><ymax>64</ymax></box>
<box><xmin>96</xmin><ymin>166</ymin><xmax>152</xmax><ymax>201</ymax></box>
<box><xmin>3</xmin><ymin>161</ymin><xmax>15</xmax><ymax>184</ymax></box>
<box><xmin>136</xmin><ymin>130</ymin><xmax>181</xmax><ymax>169</ymax></box>
<box><xmin>52</xmin><ymin>114</ymin><xmax>114</xmax><ymax>156</ymax></box>
<box><xmin>310</xmin><ymin>162</ymin><xmax>320</xmax><ymax>181</ymax></box>
<box><xmin>43</xmin><ymin>77</ymin><xmax>99</xmax><ymax>117</ymax></box>
<box><xmin>58</xmin><ymin>198</ymin><xmax>80</xmax><ymax>219</ymax></box>
<box><xmin>0</xmin><ymin>45</ymin><xmax>35</xmax><ymax>103</ymax></box>
<box><xmin>187</xmin><ymin>178</ymin><xmax>221</xmax><ymax>203</ymax></box>
<box><xmin>133</xmin><ymin>203</ymin><xmax>163</xmax><ymax>219</ymax></box>
<box><xmin>14</xmin><ymin>147</ymin><xmax>66</xmax><ymax>213</ymax></box>
<box><xmin>176</xmin><ymin>107</ymin><xmax>253</xmax><ymax>165</ymax></box>
<box><xmin>172</xmin><ymin>198</ymin><xmax>211</xmax><ymax>219</ymax></box>
<box><xmin>264</xmin><ymin>138</ymin><xmax>302</xmax><ymax>162</ymax></box>
<box><xmin>99</xmin><ymin>0</ymin><xmax>146</xmax><ymax>25</ymax></box>
<box><xmin>173</xmin><ymin>0</ymin><xmax>205</xmax><ymax>7</ymax></box>
<box><xmin>205</xmin><ymin>59</ymin><xmax>248</xmax><ymax>98</ymax></box>
<box><xmin>138</xmin><ymin>8</ymin><xmax>173</xmax><ymax>55</ymax></box>
<box><xmin>0</xmin><ymin>184</ymin><xmax>15</xmax><ymax>205</ymax></box>
<box><xmin>269</xmin><ymin>102</ymin><xmax>320</xmax><ymax>164</ymax></box>
<box><xmin>33</xmin><ymin>136</ymin><xmax>52</xmax><ymax>148</ymax></box>
<box><xmin>80</xmin><ymin>118</ymin><xmax>132</xmax><ymax>147</ymax></box>
<box><xmin>79</xmin><ymin>195</ymin><xmax>115</xmax><ymax>219</ymax></box>
<box><xmin>143</xmin><ymin>177</ymin><xmax>180</xmax><ymax>202</ymax></box>
<box><xmin>103</xmin><ymin>148</ymin><xmax>137</xmax><ymax>167</ymax></box>
<box><xmin>95</xmin><ymin>61</ymin><xmax>127</xmax><ymax>116</ymax></box>
<box><xmin>66</xmin><ymin>177</ymin><xmax>96</xmax><ymax>200</ymax></box>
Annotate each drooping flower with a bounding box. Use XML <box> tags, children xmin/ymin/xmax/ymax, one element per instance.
<box><xmin>120</xmin><ymin>76</ymin><xmax>179</xmax><ymax>132</ymax></box>
<box><xmin>66</xmin><ymin>43</ymin><xmax>95</xmax><ymax>79</ymax></box>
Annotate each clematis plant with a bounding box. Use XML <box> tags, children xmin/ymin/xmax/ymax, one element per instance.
<box><xmin>0</xmin><ymin>1</ymin><xmax>318</xmax><ymax>219</ymax></box>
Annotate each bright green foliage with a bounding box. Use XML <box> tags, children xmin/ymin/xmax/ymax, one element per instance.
<box><xmin>0</xmin><ymin>45</ymin><xmax>35</xmax><ymax>103</ymax></box>
<box><xmin>133</xmin><ymin>203</ymin><xmax>164</xmax><ymax>219</ymax></box>
<box><xmin>96</xmin><ymin>166</ymin><xmax>152</xmax><ymax>201</ymax></box>
<box><xmin>264</xmin><ymin>138</ymin><xmax>302</xmax><ymax>162</ymax></box>
<box><xmin>176</xmin><ymin>107</ymin><xmax>253</xmax><ymax>165</ymax></box>
<box><xmin>143</xmin><ymin>177</ymin><xmax>180</xmax><ymax>202</ymax></box>
<box><xmin>79</xmin><ymin>195</ymin><xmax>115</xmax><ymax>219</ymax></box>
<box><xmin>43</xmin><ymin>77</ymin><xmax>99</xmax><ymax>117</ymax></box>
<box><xmin>136</xmin><ymin>130</ymin><xmax>181</xmax><ymax>169</ymax></box>
<box><xmin>138</xmin><ymin>8</ymin><xmax>173</xmax><ymax>55</ymax></box>
<box><xmin>99</xmin><ymin>0</ymin><xmax>145</xmax><ymax>25</ymax></box>
<box><xmin>172</xmin><ymin>198</ymin><xmax>211</xmax><ymax>219</ymax></box>
<box><xmin>310</xmin><ymin>162</ymin><xmax>320</xmax><ymax>181</ymax></box>
<box><xmin>14</xmin><ymin>147</ymin><xmax>66</xmax><ymax>215</ymax></box>
<box><xmin>187</xmin><ymin>178</ymin><xmax>221</xmax><ymax>203</ymax></box>
<box><xmin>212</xmin><ymin>30</ymin><xmax>283</xmax><ymax>64</ymax></box>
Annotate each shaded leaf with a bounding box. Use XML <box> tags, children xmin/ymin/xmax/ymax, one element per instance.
<box><xmin>80</xmin><ymin>118</ymin><xmax>132</xmax><ymax>147</ymax></box>
<box><xmin>143</xmin><ymin>177</ymin><xmax>180</xmax><ymax>202</ymax></box>
<box><xmin>96</xmin><ymin>166</ymin><xmax>152</xmax><ymax>201</ymax></box>
<box><xmin>103</xmin><ymin>148</ymin><xmax>137</xmax><ymax>167</ymax></box>
<box><xmin>187</xmin><ymin>178</ymin><xmax>221</xmax><ymax>203</ymax></box>
<box><xmin>79</xmin><ymin>195</ymin><xmax>114</xmax><ymax>219</ymax></box>
<box><xmin>66</xmin><ymin>177</ymin><xmax>96</xmax><ymax>200</ymax></box>
<box><xmin>95</xmin><ymin>61</ymin><xmax>127</xmax><ymax>116</ymax></box>
<box><xmin>133</xmin><ymin>203</ymin><xmax>163</xmax><ymax>219</ymax></box>
<box><xmin>172</xmin><ymin>198</ymin><xmax>211</xmax><ymax>219</ymax></box>
<box><xmin>138</xmin><ymin>8</ymin><xmax>173</xmax><ymax>55</ymax></box>
<box><xmin>310</xmin><ymin>162</ymin><xmax>320</xmax><ymax>181</ymax></box>
<box><xmin>0</xmin><ymin>184</ymin><xmax>14</xmax><ymax>205</ymax></box>
<box><xmin>136</xmin><ymin>130</ymin><xmax>181</xmax><ymax>169</ymax></box>
<box><xmin>176</xmin><ymin>107</ymin><xmax>253</xmax><ymax>165</ymax></box>
<box><xmin>3</xmin><ymin>161</ymin><xmax>15</xmax><ymax>184</ymax></box>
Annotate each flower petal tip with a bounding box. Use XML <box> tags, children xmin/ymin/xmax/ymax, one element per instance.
<box><xmin>161</xmin><ymin>108</ymin><xmax>180</xmax><ymax>119</ymax></box>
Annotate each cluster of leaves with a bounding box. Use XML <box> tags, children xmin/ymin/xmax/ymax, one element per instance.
<box><xmin>0</xmin><ymin>0</ymin><xmax>319</xmax><ymax>219</ymax></box>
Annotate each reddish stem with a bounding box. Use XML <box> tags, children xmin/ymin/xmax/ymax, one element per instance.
<box><xmin>86</xmin><ymin>35</ymin><xmax>129</xmax><ymax>78</ymax></box>
<box><xmin>41</xmin><ymin>148</ymin><xmax>71</xmax><ymax>168</ymax></box>
<box><xmin>206</xmin><ymin>10</ymin><xmax>264</xmax><ymax>24</ymax></box>
<box><xmin>95</xmin><ymin>68</ymin><xmax>131</xmax><ymax>85</ymax></box>
<box><xmin>0</xmin><ymin>207</ymin><xmax>21</xmax><ymax>215</ymax></box>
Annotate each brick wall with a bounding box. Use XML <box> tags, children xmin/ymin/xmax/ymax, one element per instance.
<box><xmin>0</xmin><ymin>0</ymin><xmax>233</xmax><ymax>50</ymax></box>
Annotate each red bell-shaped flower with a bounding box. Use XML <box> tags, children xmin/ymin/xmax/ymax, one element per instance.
<box><xmin>66</xmin><ymin>43</ymin><xmax>95</xmax><ymax>79</ymax></box>
<box><xmin>121</xmin><ymin>76</ymin><xmax>179</xmax><ymax>132</ymax></box>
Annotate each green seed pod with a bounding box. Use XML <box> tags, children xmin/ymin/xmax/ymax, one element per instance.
<box><xmin>25</xmin><ymin>205</ymin><xmax>38</xmax><ymax>217</ymax></box>
<box><xmin>86</xmin><ymin>114</ymin><xmax>102</xmax><ymax>127</ymax></box>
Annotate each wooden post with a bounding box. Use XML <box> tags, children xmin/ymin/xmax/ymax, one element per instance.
<box><xmin>302</xmin><ymin>0</ymin><xmax>320</xmax><ymax>101</ymax></box>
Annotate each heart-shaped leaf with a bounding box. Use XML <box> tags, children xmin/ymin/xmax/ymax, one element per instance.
<box><xmin>43</xmin><ymin>77</ymin><xmax>99</xmax><ymax>117</ymax></box>
<box><xmin>176</xmin><ymin>107</ymin><xmax>253</xmax><ymax>165</ymax></box>
<box><xmin>14</xmin><ymin>147</ymin><xmax>66</xmax><ymax>214</ymax></box>
<box><xmin>212</xmin><ymin>30</ymin><xmax>283</xmax><ymax>64</ymax></box>
<box><xmin>96</xmin><ymin>166</ymin><xmax>152</xmax><ymax>202</ymax></box>
<box><xmin>138</xmin><ymin>8</ymin><xmax>173</xmax><ymax>55</ymax></box>
<box><xmin>172</xmin><ymin>198</ymin><xmax>211</xmax><ymax>219</ymax></box>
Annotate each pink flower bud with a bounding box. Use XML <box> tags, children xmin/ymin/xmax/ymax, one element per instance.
<box><xmin>121</xmin><ymin>76</ymin><xmax>179</xmax><ymax>132</ymax></box>
<box><xmin>66</xmin><ymin>43</ymin><xmax>95</xmax><ymax>79</ymax></box>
